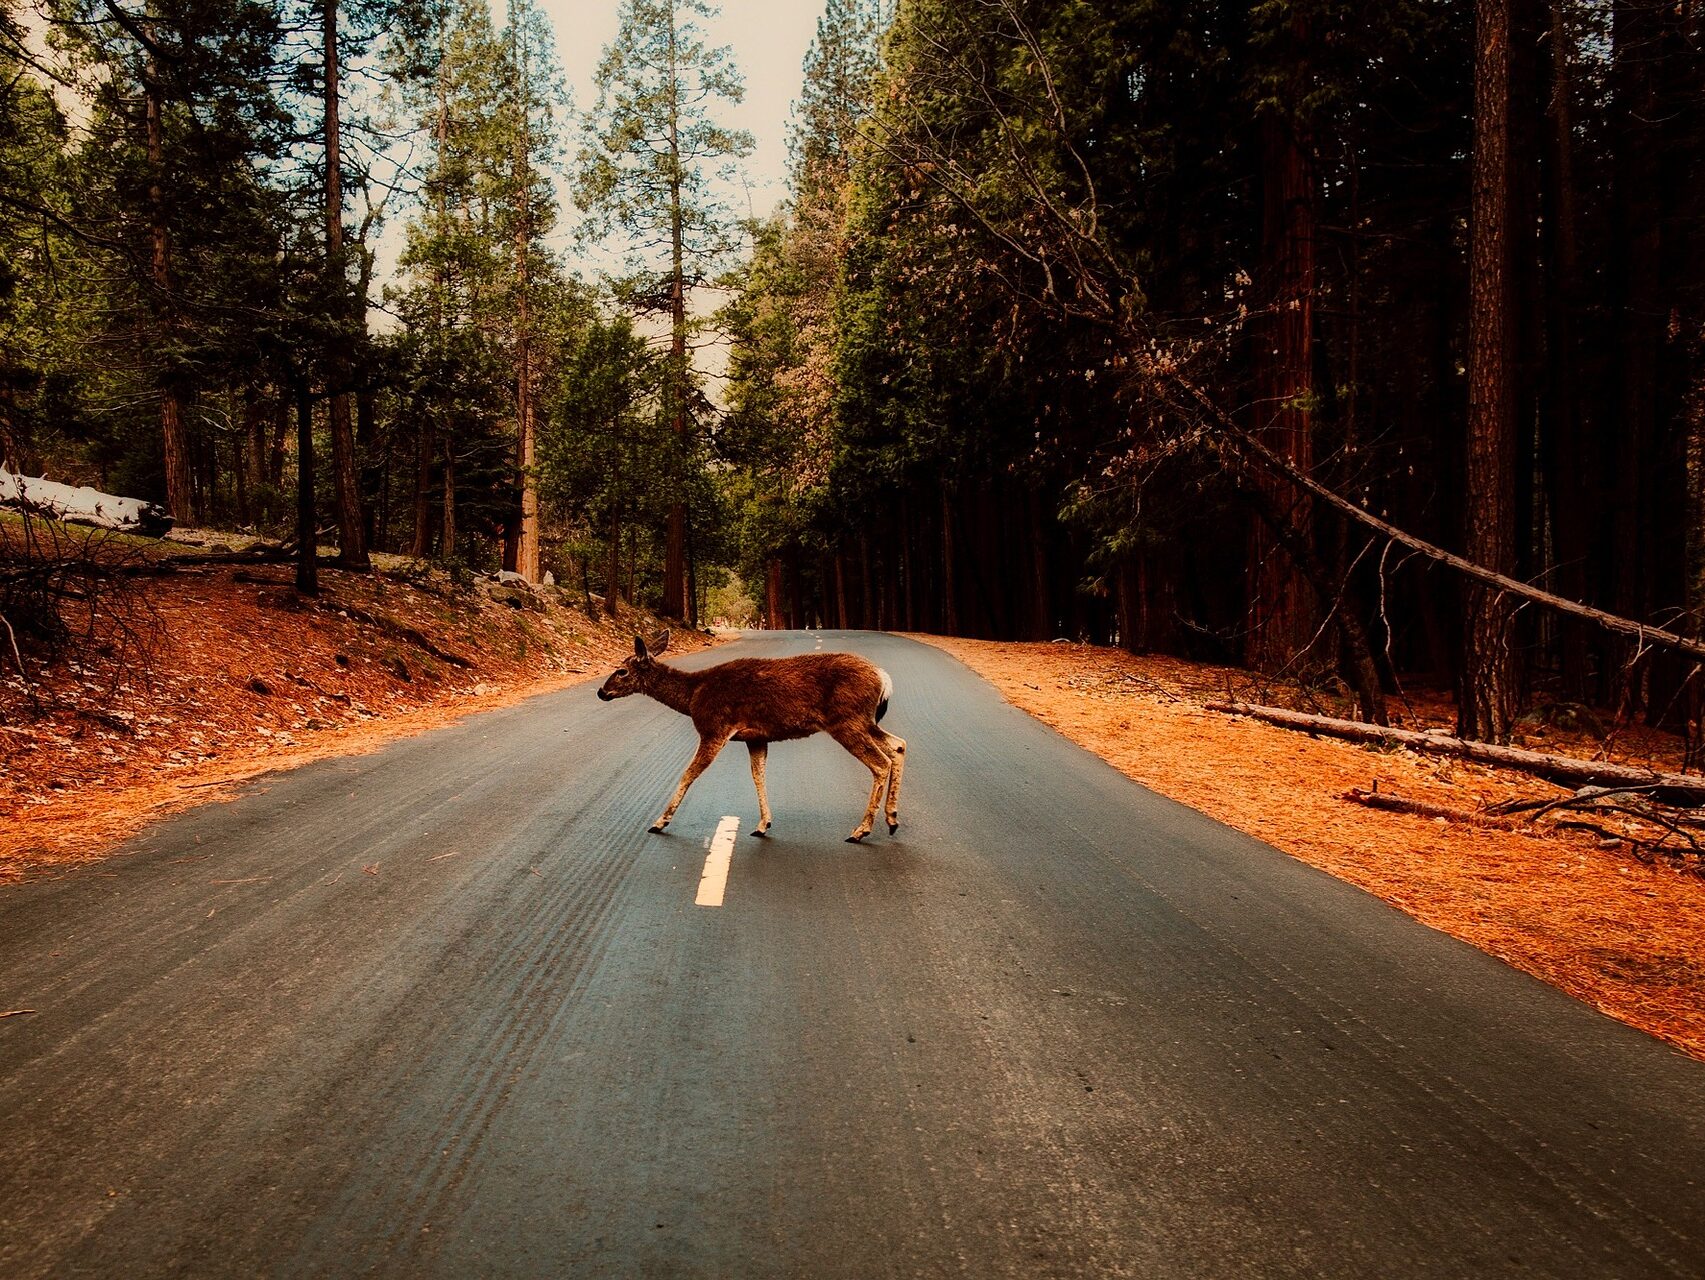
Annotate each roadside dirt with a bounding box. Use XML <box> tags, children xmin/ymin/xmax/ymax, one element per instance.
<box><xmin>912</xmin><ymin>635</ymin><xmax>1705</xmax><ymax>1062</ymax></box>
<box><xmin>0</xmin><ymin>529</ymin><xmax>709</xmax><ymax>882</ymax></box>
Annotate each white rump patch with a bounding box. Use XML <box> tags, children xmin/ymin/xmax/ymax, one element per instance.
<box><xmin>877</xmin><ymin>668</ymin><xmax>893</xmax><ymax>704</ymax></box>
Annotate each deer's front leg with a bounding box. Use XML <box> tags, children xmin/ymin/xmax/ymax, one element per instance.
<box><xmin>650</xmin><ymin>734</ymin><xmax>727</xmax><ymax>833</ymax></box>
<box><xmin>747</xmin><ymin>740</ymin><xmax>773</xmax><ymax>836</ymax></box>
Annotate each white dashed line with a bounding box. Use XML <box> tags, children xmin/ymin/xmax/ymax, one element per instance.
<box><xmin>695</xmin><ymin>816</ymin><xmax>741</xmax><ymax>907</ymax></box>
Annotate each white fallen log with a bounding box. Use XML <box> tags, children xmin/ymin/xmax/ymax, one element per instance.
<box><xmin>0</xmin><ymin>468</ymin><xmax>174</xmax><ymax>536</ymax></box>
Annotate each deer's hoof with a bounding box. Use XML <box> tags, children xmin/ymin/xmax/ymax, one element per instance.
<box><xmin>888</xmin><ymin>822</ymin><xmax>898</xmax><ymax>835</ymax></box>
<box><xmin>648</xmin><ymin>823</ymin><xmax>667</xmax><ymax>834</ymax></box>
<box><xmin>752</xmin><ymin>827</ymin><xmax>769</xmax><ymax>839</ymax></box>
<box><xmin>846</xmin><ymin>833</ymin><xmax>865</xmax><ymax>844</ymax></box>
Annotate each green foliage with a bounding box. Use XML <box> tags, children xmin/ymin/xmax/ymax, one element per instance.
<box><xmin>574</xmin><ymin>0</ymin><xmax>754</xmax><ymax>304</ymax></box>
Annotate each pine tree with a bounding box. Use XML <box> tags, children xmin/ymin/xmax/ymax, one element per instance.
<box><xmin>576</xmin><ymin>0</ymin><xmax>753</xmax><ymax>622</ymax></box>
<box><xmin>497</xmin><ymin>0</ymin><xmax>566</xmax><ymax>582</ymax></box>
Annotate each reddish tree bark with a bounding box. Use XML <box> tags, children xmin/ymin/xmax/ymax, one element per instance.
<box><xmin>1461</xmin><ymin>0</ymin><xmax>1521</xmax><ymax>741</ymax></box>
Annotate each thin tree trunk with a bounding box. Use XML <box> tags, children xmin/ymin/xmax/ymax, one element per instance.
<box><xmin>245</xmin><ymin>388</ymin><xmax>268</xmax><ymax>514</ymax></box>
<box><xmin>765</xmin><ymin>558</ymin><xmax>784</xmax><ymax>630</ymax></box>
<box><xmin>1461</xmin><ymin>0</ymin><xmax>1521</xmax><ymax>741</ymax></box>
<box><xmin>1543</xmin><ymin>0</ymin><xmax>1590</xmax><ymax>699</ymax></box>
<box><xmin>660</xmin><ymin>7</ymin><xmax>688</xmax><ymax>620</ymax></box>
<box><xmin>410</xmin><ymin>422</ymin><xmax>433</xmax><ymax>557</ymax></box>
<box><xmin>356</xmin><ymin>388</ymin><xmax>379</xmax><ymax>550</ymax></box>
<box><xmin>323</xmin><ymin>0</ymin><xmax>367</xmax><ymax>570</ymax></box>
<box><xmin>238</xmin><ymin>389</ymin><xmax>264</xmax><ymax>523</ymax></box>
<box><xmin>510</xmin><ymin>15</ymin><xmax>540</xmax><ymax>582</ymax></box>
<box><xmin>1027</xmin><ymin>490</ymin><xmax>1051</xmax><ymax>640</ymax></box>
<box><xmin>606</xmin><ymin>501</ymin><xmax>622</xmax><ymax>619</ymax></box>
<box><xmin>295</xmin><ymin>379</ymin><xmax>317</xmax><ymax>597</ymax></box>
<box><xmin>144</xmin><ymin>29</ymin><xmax>191</xmax><ymax>523</ymax></box>
<box><xmin>833</xmin><ymin>553</ymin><xmax>849</xmax><ymax>629</ymax></box>
<box><xmin>269</xmin><ymin>396</ymin><xmax>288</xmax><ymax>487</ymax></box>
<box><xmin>440</xmin><ymin>436</ymin><xmax>456</xmax><ymax>562</ymax></box>
<box><xmin>859</xmin><ymin>531</ymin><xmax>874</xmax><ymax>629</ymax></box>
<box><xmin>940</xmin><ymin>483</ymin><xmax>958</xmax><ymax>634</ymax></box>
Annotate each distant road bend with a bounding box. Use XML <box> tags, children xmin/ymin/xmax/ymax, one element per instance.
<box><xmin>2</xmin><ymin>630</ymin><xmax>1703</xmax><ymax>1277</ymax></box>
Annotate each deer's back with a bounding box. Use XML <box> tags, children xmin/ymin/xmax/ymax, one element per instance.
<box><xmin>692</xmin><ymin>652</ymin><xmax>884</xmax><ymax>742</ymax></box>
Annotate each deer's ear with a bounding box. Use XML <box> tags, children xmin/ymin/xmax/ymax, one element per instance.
<box><xmin>651</xmin><ymin>629</ymin><xmax>671</xmax><ymax>655</ymax></box>
<box><xmin>633</xmin><ymin>635</ymin><xmax>647</xmax><ymax>658</ymax></box>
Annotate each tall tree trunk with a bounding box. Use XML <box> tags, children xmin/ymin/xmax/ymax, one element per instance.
<box><xmin>294</xmin><ymin>379</ymin><xmax>317</xmax><ymax>597</ymax></box>
<box><xmin>238</xmin><ymin>389</ymin><xmax>264</xmax><ymax>523</ymax></box>
<box><xmin>440</xmin><ymin>437</ymin><xmax>456</xmax><ymax>562</ymax></box>
<box><xmin>1461</xmin><ymin>0</ymin><xmax>1521</xmax><ymax>741</ymax></box>
<box><xmin>245</xmin><ymin>389</ymin><xmax>268</xmax><ymax>515</ymax></box>
<box><xmin>1246</xmin><ymin>18</ymin><xmax>1317</xmax><ymax>673</ymax></box>
<box><xmin>660</xmin><ymin>8</ymin><xmax>689</xmax><ymax>621</ymax></box>
<box><xmin>269</xmin><ymin>397</ymin><xmax>289</xmax><ymax>487</ymax></box>
<box><xmin>940</xmin><ymin>482</ymin><xmax>958</xmax><ymax>634</ymax></box>
<box><xmin>1027</xmin><ymin>490</ymin><xmax>1051</xmax><ymax>640</ymax></box>
<box><xmin>356</xmin><ymin>388</ymin><xmax>380</xmax><ymax>549</ymax></box>
<box><xmin>144</xmin><ymin>30</ymin><xmax>191</xmax><ymax>523</ymax></box>
<box><xmin>410</xmin><ymin>422</ymin><xmax>434</xmax><ymax>557</ymax></box>
<box><xmin>323</xmin><ymin>0</ymin><xmax>368</xmax><ymax>570</ymax></box>
<box><xmin>509</xmin><ymin>18</ymin><xmax>540</xmax><ymax>582</ymax></box>
<box><xmin>859</xmin><ymin>531</ymin><xmax>874</xmax><ymax>629</ymax></box>
<box><xmin>606</xmin><ymin>501</ymin><xmax>622</xmax><ymax>619</ymax></box>
<box><xmin>833</xmin><ymin>554</ymin><xmax>849</xmax><ymax>629</ymax></box>
<box><xmin>764</xmin><ymin>558</ymin><xmax>784</xmax><ymax>630</ymax></box>
<box><xmin>1542</xmin><ymin>0</ymin><xmax>1591</xmax><ymax>699</ymax></box>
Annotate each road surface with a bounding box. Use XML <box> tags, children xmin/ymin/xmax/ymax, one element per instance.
<box><xmin>3</xmin><ymin>630</ymin><xmax>1703</xmax><ymax>1277</ymax></box>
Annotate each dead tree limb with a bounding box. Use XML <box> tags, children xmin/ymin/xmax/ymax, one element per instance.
<box><xmin>1339</xmin><ymin>788</ymin><xmax>1518</xmax><ymax>828</ymax></box>
<box><xmin>1206</xmin><ymin>700</ymin><xmax>1705</xmax><ymax>805</ymax></box>
<box><xmin>1181</xmin><ymin>400</ymin><xmax>1705</xmax><ymax>666</ymax></box>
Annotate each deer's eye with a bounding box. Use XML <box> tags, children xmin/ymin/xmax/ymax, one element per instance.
<box><xmin>616</xmin><ymin>668</ymin><xmax>629</xmax><ymax>677</ymax></box>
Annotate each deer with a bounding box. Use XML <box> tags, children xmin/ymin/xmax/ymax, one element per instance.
<box><xmin>596</xmin><ymin>632</ymin><xmax>907</xmax><ymax>843</ymax></box>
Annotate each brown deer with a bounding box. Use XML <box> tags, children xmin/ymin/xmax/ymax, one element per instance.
<box><xmin>596</xmin><ymin>632</ymin><xmax>906</xmax><ymax>843</ymax></box>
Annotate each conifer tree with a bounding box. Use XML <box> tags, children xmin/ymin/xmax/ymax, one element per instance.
<box><xmin>576</xmin><ymin>0</ymin><xmax>753</xmax><ymax>621</ymax></box>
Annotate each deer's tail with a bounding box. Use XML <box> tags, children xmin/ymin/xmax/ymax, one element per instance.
<box><xmin>875</xmin><ymin>667</ymin><xmax>893</xmax><ymax>723</ymax></box>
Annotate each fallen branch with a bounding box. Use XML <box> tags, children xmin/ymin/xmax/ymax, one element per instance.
<box><xmin>1207</xmin><ymin>700</ymin><xmax>1705</xmax><ymax>805</ymax></box>
<box><xmin>1488</xmin><ymin>784</ymin><xmax>1660</xmax><ymax>821</ymax></box>
<box><xmin>1188</xmin><ymin>400</ymin><xmax>1705</xmax><ymax>666</ymax></box>
<box><xmin>0</xmin><ymin>1009</ymin><xmax>37</xmax><ymax>1018</ymax></box>
<box><xmin>1339</xmin><ymin>787</ymin><xmax>1518</xmax><ymax>829</ymax></box>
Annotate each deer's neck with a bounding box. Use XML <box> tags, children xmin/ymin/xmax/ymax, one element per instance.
<box><xmin>643</xmin><ymin>663</ymin><xmax>699</xmax><ymax>718</ymax></box>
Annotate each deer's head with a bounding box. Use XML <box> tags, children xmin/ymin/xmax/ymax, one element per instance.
<box><xmin>597</xmin><ymin>631</ymin><xmax>671</xmax><ymax>701</ymax></box>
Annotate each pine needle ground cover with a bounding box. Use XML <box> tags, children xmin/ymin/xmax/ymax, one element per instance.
<box><xmin>916</xmin><ymin>635</ymin><xmax>1705</xmax><ymax>1064</ymax></box>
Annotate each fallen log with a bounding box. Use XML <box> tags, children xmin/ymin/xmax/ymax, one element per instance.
<box><xmin>1</xmin><ymin>468</ymin><xmax>173</xmax><ymax>536</ymax></box>
<box><xmin>1205</xmin><ymin>700</ymin><xmax>1705</xmax><ymax>806</ymax></box>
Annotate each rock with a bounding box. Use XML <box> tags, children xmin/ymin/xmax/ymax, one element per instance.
<box><xmin>488</xmin><ymin>585</ymin><xmax>545</xmax><ymax>612</ymax></box>
<box><xmin>542</xmin><ymin>570</ymin><xmax>556</xmax><ymax>586</ymax></box>
<box><xmin>495</xmin><ymin>570</ymin><xmax>531</xmax><ymax>588</ymax></box>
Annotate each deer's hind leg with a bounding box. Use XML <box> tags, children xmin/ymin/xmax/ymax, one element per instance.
<box><xmin>747</xmin><ymin>740</ymin><xmax>773</xmax><ymax>836</ymax></box>
<box><xmin>651</xmin><ymin>733</ymin><xmax>728</xmax><ymax>833</ymax></box>
<box><xmin>832</xmin><ymin>726</ymin><xmax>896</xmax><ymax>843</ymax></box>
<box><xmin>876</xmin><ymin>729</ymin><xmax>907</xmax><ymax>834</ymax></box>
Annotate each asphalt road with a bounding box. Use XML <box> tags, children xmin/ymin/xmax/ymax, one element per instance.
<box><xmin>3</xmin><ymin>630</ymin><xmax>1703</xmax><ymax>1278</ymax></box>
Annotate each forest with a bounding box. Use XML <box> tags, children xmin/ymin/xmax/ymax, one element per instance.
<box><xmin>2</xmin><ymin>0</ymin><xmax>1703</xmax><ymax>749</ymax></box>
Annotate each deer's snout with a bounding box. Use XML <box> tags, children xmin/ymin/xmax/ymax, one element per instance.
<box><xmin>596</xmin><ymin>687</ymin><xmax>614</xmax><ymax>701</ymax></box>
